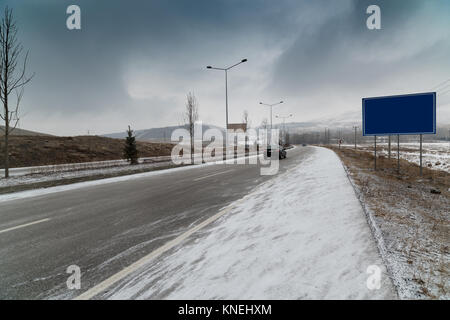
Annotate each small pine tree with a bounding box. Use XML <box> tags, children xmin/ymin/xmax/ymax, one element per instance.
<box><xmin>124</xmin><ymin>125</ymin><xmax>138</xmax><ymax>165</ymax></box>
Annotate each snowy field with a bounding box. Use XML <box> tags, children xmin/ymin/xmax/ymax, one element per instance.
<box><xmin>99</xmin><ymin>147</ymin><xmax>396</xmax><ymax>300</ymax></box>
<box><xmin>398</xmin><ymin>142</ymin><xmax>449</xmax><ymax>172</ymax></box>
<box><xmin>343</xmin><ymin>142</ymin><xmax>449</xmax><ymax>172</ymax></box>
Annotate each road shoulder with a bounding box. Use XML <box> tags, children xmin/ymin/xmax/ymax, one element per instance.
<box><xmin>99</xmin><ymin>146</ymin><xmax>397</xmax><ymax>299</ymax></box>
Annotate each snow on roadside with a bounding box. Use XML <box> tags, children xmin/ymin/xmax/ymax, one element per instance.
<box><xmin>0</xmin><ymin>161</ymin><xmax>172</xmax><ymax>188</ymax></box>
<box><xmin>104</xmin><ymin>147</ymin><xmax>397</xmax><ymax>300</ymax></box>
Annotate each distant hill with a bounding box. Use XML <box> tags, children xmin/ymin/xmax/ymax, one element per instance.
<box><xmin>263</xmin><ymin>111</ymin><xmax>361</xmax><ymax>133</ymax></box>
<box><xmin>0</xmin><ymin>126</ymin><xmax>52</xmax><ymax>137</ymax></box>
<box><xmin>270</xmin><ymin>111</ymin><xmax>449</xmax><ymax>141</ymax></box>
<box><xmin>273</xmin><ymin>110</ymin><xmax>449</xmax><ymax>134</ymax></box>
<box><xmin>104</xmin><ymin>124</ymin><xmax>224</xmax><ymax>141</ymax></box>
<box><xmin>104</xmin><ymin>112</ymin><xmax>450</xmax><ymax>142</ymax></box>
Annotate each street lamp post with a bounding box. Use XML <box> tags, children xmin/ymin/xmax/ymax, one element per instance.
<box><xmin>259</xmin><ymin>101</ymin><xmax>283</xmax><ymax>130</ymax></box>
<box><xmin>276</xmin><ymin>114</ymin><xmax>292</xmax><ymax>145</ymax></box>
<box><xmin>207</xmin><ymin>59</ymin><xmax>247</xmax><ymax>131</ymax></box>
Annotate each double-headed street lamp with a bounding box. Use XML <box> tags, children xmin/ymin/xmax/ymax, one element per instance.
<box><xmin>276</xmin><ymin>114</ymin><xmax>293</xmax><ymax>131</ymax></box>
<box><xmin>276</xmin><ymin>114</ymin><xmax>293</xmax><ymax>145</ymax></box>
<box><xmin>207</xmin><ymin>59</ymin><xmax>247</xmax><ymax>131</ymax></box>
<box><xmin>259</xmin><ymin>101</ymin><xmax>283</xmax><ymax>130</ymax></box>
<box><xmin>275</xmin><ymin>114</ymin><xmax>293</xmax><ymax>124</ymax></box>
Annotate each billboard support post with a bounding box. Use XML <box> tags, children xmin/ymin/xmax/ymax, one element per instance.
<box><xmin>363</xmin><ymin>92</ymin><xmax>436</xmax><ymax>176</ymax></box>
<box><xmin>374</xmin><ymin>135</ymin><xmax>377</xmax><ymax>171</ymax></box>
<box><xmin>397</xmin><ymin>135</ymin><xmax>400</xmax><ymax>173</ymax></box>
<box><xmin>388</xmin><ymin>135</ymin><xmax>391</xmax><ymax>159</ymax></box>
<box><xmin>420</xmin><ymin>134</ymin><xmax>423</xmax><ymax>176</ymax></box>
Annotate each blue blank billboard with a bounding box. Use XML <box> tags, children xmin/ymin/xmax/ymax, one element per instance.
<box><xmin>362</xmin><ymin>92</ymin><xmax>436</xmax><ymax>136</ymax></box>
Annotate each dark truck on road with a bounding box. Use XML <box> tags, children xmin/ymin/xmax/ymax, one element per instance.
<box><xmin>266</xmin><ymin>145</ymin><xmax>287</xmax><ymax>159</ymax></box>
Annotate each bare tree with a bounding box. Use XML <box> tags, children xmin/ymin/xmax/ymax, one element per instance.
<box><xmin>184</xmin><ymin>92</ymin><xmax>198</xmax><ymax>163</ymax></box>
<box><xmin>285</xmin><ymin>132</ymin><xmax>290</xmax><ymax>146</ymax></box>
<box><xmin>0</xmin><ymin>7</ymin><xmax>33</xmax><ymax>178</ymax></box>
<box><xmin>242</xmin><ymin>110</ymin><xmax>250</xmax><ymax>131</ymax></box>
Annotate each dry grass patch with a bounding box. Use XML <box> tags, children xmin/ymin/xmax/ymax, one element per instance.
<box><xmin>0</xmin><ymin>135</ymin><xmax>174</xmax><ymax>168</ymax></box>
<box><xmin>327</xmin><ymin>146</ymin><xmax>449</xmax><ymax>299</ymax></box>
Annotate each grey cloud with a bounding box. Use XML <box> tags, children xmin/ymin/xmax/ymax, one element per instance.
<box><xmin>270</xmin><ymin>0</ymin><xmax>432</xmax><ymax>94</ymax></box>
<box><xmin>2</xmin><ymin>0</ymin><xmax>449</xmax><ymax>134</ymax></box>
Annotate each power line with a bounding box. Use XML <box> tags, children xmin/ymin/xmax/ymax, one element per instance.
<box><xmin>439</xmin><ymin>88</ymin><xmax>450</xmax><ymax>97</ymax></box>
<box><xmin>430</xmin><ymin>78</ymin><xmax>450</xmax><ymax>91</ymax></box>
<box><xmin>431</xmin><ymin>78</ymin><xmax>450</xmax><ymax>90</ymax></box>
<box><xmin>436</xmin><ymin>83</ymin><xmax>450</xmax><ymax>92</ymax></box>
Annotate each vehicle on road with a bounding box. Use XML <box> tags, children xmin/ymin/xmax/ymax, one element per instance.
<box><xmin>266</xmin><ymin>145</ymin><xmax>287</xmax><ymax>159</ymax></box>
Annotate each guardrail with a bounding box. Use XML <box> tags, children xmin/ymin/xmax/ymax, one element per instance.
<box><xmin>0</xmin><ymin>147</ymin><xmax>288</xmax><ymax>178</ymax></box>
<box><xmin>0</xmin><ymin>156</ymin><xmax>172</xmax><ymax>177</ymax></box>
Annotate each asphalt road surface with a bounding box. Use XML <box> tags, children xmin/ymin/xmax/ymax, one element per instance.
<box><xmin>0</xmin><ymin>146</ymin><xmax>313</xmax><ymax>299</ymax></box>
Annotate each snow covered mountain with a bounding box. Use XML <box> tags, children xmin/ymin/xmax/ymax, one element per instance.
<box><xmin>103</xmin><ymin>124</ymin><xmax>224</xmax><ymax>141</ymax></box>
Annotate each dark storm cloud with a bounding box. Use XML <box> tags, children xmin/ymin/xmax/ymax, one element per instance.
<box><xmin>1</xmin><ymin>0</ymin><xmax>449</xmax><ymax>134</ymax></box>
<box><xmin>4</xmin><ymin>0</ymin><xmax>300</xmax><ymax>115</ymax></box>
<box><xmin>267</xmin><ymin>0</ymin><xmax>450</xmax><ymax>124</ymax></box>
<box><xmin>271</xmin><ymin>0</ymin><xmax>428</xmax><ymax>93</ymax></box>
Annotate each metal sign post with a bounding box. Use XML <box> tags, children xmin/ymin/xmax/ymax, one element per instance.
<box><xmin>420</xmin><ymin>134</ymin><xmax>423</xmax><ymax>176</ymax></box>
<box><xmin>388</xmin><ymin>135</ymin><xmax>391</xmax><ymax>159</ymax></box>
<box><xmin>374</xmin><ymin>135</ymin><xmax>377</xmax><ymax>171</ymax></box>
<box><xmin>397</xmin><ymin>135</ymin><xmax>400</xmax><ymax>173</ymax></box>
<box><xmin>363</xmin><ymin>92</ymin><xmax>436</xmax><ymax>176</ymax></box>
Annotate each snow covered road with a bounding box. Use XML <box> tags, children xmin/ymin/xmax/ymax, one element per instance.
<box><xmin>101</xmin><ymin>147</ymin><xmax>397</xmax><ymax>300</ymax></box>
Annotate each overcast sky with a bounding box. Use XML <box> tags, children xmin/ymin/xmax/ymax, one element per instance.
<box><xmin>4</xmin><ymin>0</ymin><xmax>450</xmax><ymax>136</ymax></box>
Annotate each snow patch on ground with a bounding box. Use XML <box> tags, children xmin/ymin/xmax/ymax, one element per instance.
<box><xmin>103</xmin><ymin>147</ymin><xmax>396</xmax><ymax>300</ymax></box>
<box><xmin>343</xmin><ymin>142</ymin><xmax>450</xmax><ymax>173</ymax></box>
<box><xmin>0</xmin><ymin>161</ymin><xmax>172</xmax><ymax>188</ymax></box>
